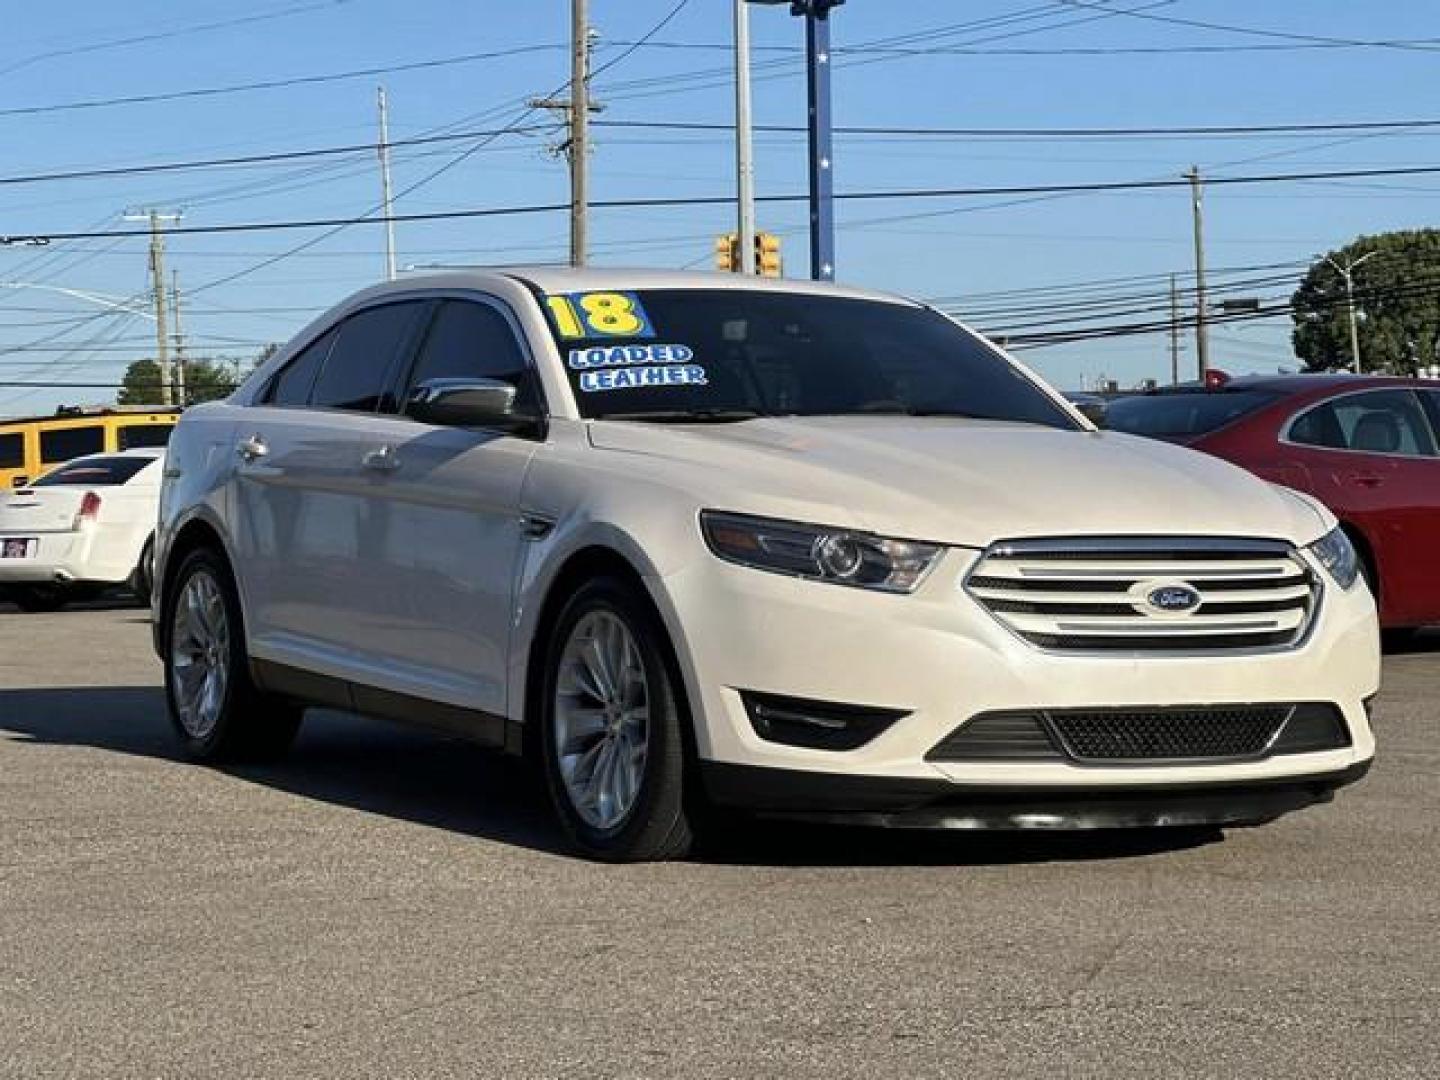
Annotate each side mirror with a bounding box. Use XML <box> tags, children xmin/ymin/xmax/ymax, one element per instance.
<box><xmin>406</xmin><ymin>377</ymin><xmax>522</xmax><ymax>428</ymax></box>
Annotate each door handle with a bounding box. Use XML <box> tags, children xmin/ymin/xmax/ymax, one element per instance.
<box><xmin>1348</xmin><ymin>472</ymin><xmax>1385</xmax><ymax>488</ymax></box>
<box><xmin>236</xmin><ymin>434</ymin><xmax>268</xmax><ymax>462</ymax></box>
<box><xmin>361</xmin><ymin>445</ymin><xmax>401</xmax><ymax>472</ymax></box>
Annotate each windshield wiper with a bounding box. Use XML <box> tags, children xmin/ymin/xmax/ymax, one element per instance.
<box><xmin>596</xmin><ymin>408</ymin><xmax>770</xmax><ymax>424</ymax></box>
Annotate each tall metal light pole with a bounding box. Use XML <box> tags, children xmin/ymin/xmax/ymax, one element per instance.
<box><xmin>1324</xmin><ymin>251</ymin><xmax>1379</xmax><ymax>372</ymax></box>
<box><xmin>751</xmin><ymin>0</ymin><xmax>844</xmax><ymax>281</ymax></box>
<box><xmin>1184</xmin><ymin>167</ymin><xmax>1209</xmax><ymax>379</ymax></box>
<box><xmin>734</xmin><ymin>0</ymin><xmax>757</xmax><ymax>274</ymax></box>
<box><xmin>376</xmin><ymin>86</ymin><xmax>398</xmax><ymax>281</ymax></box>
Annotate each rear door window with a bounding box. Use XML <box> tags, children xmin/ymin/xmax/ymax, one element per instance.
<box><xmin>39</xmin><ymin>424</ymin><xmax>104</xmax><ymax>463</ymax></box>
<box><xmin>310</xmin><ymin>302</ymin><xmax>428</xmax><ymax>413</ymax></box>
<box><xmin>32</xmin><ymin>456</ymin><xmax>156</xmax><ymax>486</ymax></box>
<box><xmin>403</xmin><ymin>300</ymin><xmax>540</xmax><ymax>416</ymax></box>
<box><xmin>1289</xmin><ymin>389</ymin><xmax>1438</xmax><ymax>457</ymax></box>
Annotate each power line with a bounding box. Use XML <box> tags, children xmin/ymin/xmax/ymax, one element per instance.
<box><xmin>0</xmin><ymin>44</ymin><xmax>566</xmax><ymax>119</ymax></box>
<box><xmin>0</xmin><ymin>1</ymin><xmax>353</xmax><ymax>78</ymax></box>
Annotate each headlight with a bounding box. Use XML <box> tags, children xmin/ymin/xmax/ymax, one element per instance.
<box><xmin>1307</xmin><ymin>526</ymin><xmax>1360</xmax><ymax>590</ymax></box>
<box><xmin>700</xmin><ymin>511</ymin><xmax>942</xmax><ymax>593</ymax></box>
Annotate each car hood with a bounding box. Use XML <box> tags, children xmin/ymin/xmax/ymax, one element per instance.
<box><xmin>586</xmin><ymin>416</ymin><xmax>1330</xmax><ymax>548</ymax></box>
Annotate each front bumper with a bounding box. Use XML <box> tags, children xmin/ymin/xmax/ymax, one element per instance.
<box><xmin>657</xmin><ymin>544</ymin><xmax>1379</xmax><ymax>815</ymax></box>
<box><xmin>702</xmin><ymin>759</ymin><xmax>1372</xmax><ymax>829</ymax></box>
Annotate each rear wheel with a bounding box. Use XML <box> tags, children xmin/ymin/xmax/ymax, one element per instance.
<box><xmin>163</xmin><ymin>547</ymin><xmax>303</xmax><ymax>762</ymax></box>
<box><xmin>540</xmin><ymin>577</ymin><xmax>694</xmax><ymax>862</ymax></box>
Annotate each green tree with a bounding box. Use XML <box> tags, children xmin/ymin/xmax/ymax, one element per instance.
<box><xmin>117</xmin><ymin>357</ymin><xmax>237</xmax><ymax>406</ymax></box>
<box><xmin>1291</xmin><ymin>229</ymin><xmax>1440</xmax><ymax>374</ymax></box>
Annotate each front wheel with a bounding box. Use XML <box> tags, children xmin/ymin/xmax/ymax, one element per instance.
<box><xmin>540</xmin><ymin>577</ymin><xmax>694</xmax><ymax>861</ymax></box>
<box><xmin>163</xmin><ymin>547</ymin><xmax>303</xmax><ymax>762</ymax></box>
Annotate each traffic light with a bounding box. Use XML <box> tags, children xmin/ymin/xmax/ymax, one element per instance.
<box><xmin>754</xmin><ymin>231</ymin><xmax>782</xmax><ymax>277</ymax></box>
<box><xmin>715</xmin><ymin>232</ymin><xmax>740</xmax><ymax>272</ymax></box>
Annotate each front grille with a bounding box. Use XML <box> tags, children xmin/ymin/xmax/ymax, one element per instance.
<box><xmin>1049</xmin><ymin>706</ymin><xmax>1290</xmax><ymax>762</ymax></box>
<box><xmin>965</xmin><ymin>537</ymin><xmax>1318</xmax><ymax>653</ymax></box>
<box><xmin>928</xmin><ymin>704</ymin><xmax>1350</xmax><ymax>764</ymax></box>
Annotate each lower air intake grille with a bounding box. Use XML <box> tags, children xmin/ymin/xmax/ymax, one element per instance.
<box><xmin>927</xmin><ymin>704</ymin><xmax>1350</xmax><ymax>764</ymax></box>
<box><xmin>1048</xmin><ymin>706</ymin><xmax>1290</xmax><ymax>762</ymax></box>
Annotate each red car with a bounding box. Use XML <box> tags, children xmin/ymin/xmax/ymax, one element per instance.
<box><xmin>1105</xmin><ymin>373</ymin><xmax>1440</xmax><ymax>632</ymax></box>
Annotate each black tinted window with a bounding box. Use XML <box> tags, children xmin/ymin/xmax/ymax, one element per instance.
<box><xmin>39</xmin><ymin>424</ymin><xmax>104</xmax><ymax>463</ymax></box>
<box><xmin>33</xmin><ymin>455</ymin><xmax>155</xmax><ymax>486</ymax></box>
<box><xmin>1106</xmin><ymin>390</ymin><xmax>1281</xmax><ymax>438</ymax></box>
<box><xmin>311</xmin><ymin>302</ymin><xmax>425</xmax><ymax>412</ymax></box>
<box><xmin>408</xmin><ymin>301</ymin><xmax>538</xmax><ymax>414</ymax></box>
<box><xmin>0</xmin><ymin>433</ymin><xmax>21</xmax><ymax>469</ymax></box>
<box><xmin>542</xmin><ymin>289</ymin><xmax>1076</xmax><ymax>427</ymax></box>
<box><xmin>1290</xmin><ymin>390</ymin><xmax>1437</xmax><ymax>456</ymax></box>
<box><xmin>118</xmin><ymin>423</ymin><xmax>174</xmax><ymax>449</ymax></box>
<box><xmin>266</xmin><ymin>328</ymin><xmax>336</xmax><ymax>407</ymax></box>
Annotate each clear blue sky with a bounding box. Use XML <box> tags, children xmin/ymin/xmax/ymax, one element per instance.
<box><xmin>2</xmin><ymin>0</ymin><xmax>1438</xmax><ymax>415</ymax></box>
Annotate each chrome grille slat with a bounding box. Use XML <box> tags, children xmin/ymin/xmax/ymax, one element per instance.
<box><xmin>966</xmin><ymin>537</ymin><xmax>1319</xmax><ymax>654</ymax></box>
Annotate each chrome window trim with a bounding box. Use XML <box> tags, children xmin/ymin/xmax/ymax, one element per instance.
<box><xmin>1278</xmin><ymin>386</ymin><xmax>1440</xmax><ymax>461</ymax></box>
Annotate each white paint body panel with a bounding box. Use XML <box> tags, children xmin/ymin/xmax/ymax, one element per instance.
<box><xmin>0</xmin><ymin>450</ymin><xmax>161</xmax><ymax>585</ymax></box>
<box><xmin>154</xmin><ymin>270</ymin><xmax>1379</xmax><ymax>799</ymax></box>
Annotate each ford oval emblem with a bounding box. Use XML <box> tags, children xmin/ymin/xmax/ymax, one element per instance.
<box><xmin>1147</xmin><ymin>585</ymin><xmax>1201</xmax><ymax>613</ymax></box>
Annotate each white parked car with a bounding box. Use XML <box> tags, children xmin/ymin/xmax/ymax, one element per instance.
<box><xmin>0</xmin><ymin>448</ymin><xmax>163</xmax><ymax>611</ymax></box>
<box><xmin>153</xmin><ymin>270</ymin><xmax>1378</xmax><ymax>860</ymax></box>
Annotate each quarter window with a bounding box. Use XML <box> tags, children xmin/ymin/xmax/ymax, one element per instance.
<box><xmin>310</xmin><ymin>302</ymin><xmax>427</xmax><ymax>413</ymax></box>
<box><xmin>265</xmin><ymin>328</ymin><xmax>337</xmax><ymax>407</ymax></box>
<box><xmin>405</xmin><ymin>300</ymin><xmax>539</xmax><ymax>415</ymax></box>
<box><xmin>1289</xmin><ymin>389</ymin><xmax>1438</xmax><ymax>457</ymax></box>
<box><xmin>39</xmin><ymin>424</ymin><xmax>104</xmax><ymax>463</ymax></box>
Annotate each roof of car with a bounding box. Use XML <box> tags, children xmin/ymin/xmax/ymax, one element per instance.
<box><xmin>1135</xmin><ymin>373</ymin><xmax>1431</xmax><ymax>396</ymax></box>
<box><xmin>384</xmin><ymin>266</ymin><xmax>921</xmax><ymax>307</ymax></box>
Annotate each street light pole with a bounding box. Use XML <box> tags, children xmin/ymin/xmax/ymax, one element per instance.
<box><xmin>734</xmin><ymin>0</ymin><xmax>757</xmax><ymax>274</ymax></box>
<box><xmin>1325</xmin><ymin>251</ymin><xmax>1379</xmax><ymax>373</ymax></box>
<box><xmin>1184</xmin><ymin>166</ymin><xmax>1209</xmax><ymax>379</ymax></box>
<box><xmin>750</xmin><ymin>0</ymin><xmax>843</xmax><ymax>281</ymax></box>
<box><xmin>803</xmin><ymin>3</ymin><xmax>837</xmax><ymax>281</ymax></box>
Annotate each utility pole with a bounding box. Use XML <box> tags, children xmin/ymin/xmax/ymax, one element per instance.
<box><xmin>125</xmin><ymin>209</ymin><xmax>182</xmax><ymax>407</ymax></box>
<box><xmin>531</xmin><ymin>3</ymin><xmax>601</xmax><ymax>267</ymax></box>
<box><xmin>1169</xmin><ymin>273</ymin><xmax>1181</xmax><ymax>386</ymax></box>
<box><xmin>171</xmin><ymin>270</ymin><xmax>187</xmax><ymax>406</ymax></box>
<box><xmin>1324</xmin><ymin>251</ymin><xmax>1379</xmax><ymax>373</ymax></box>
<box><xmin>734</xmin><ymin>0</ymin><xmax>757</xmax><ymax>274</ymax></box>
<box><xmin>1185</xmin><ymin>167</ymin><xmax>1209</xmax><ymax>379</ymax></box>
<box><xmin>377</xmin><ymin>86</ymin><xmax>398</xmax><ymax>281</ymax></box>
<box><xmin>570</xmin><ymin>0</ymin><xmax>589</xmax><ymax>266</ymax></box>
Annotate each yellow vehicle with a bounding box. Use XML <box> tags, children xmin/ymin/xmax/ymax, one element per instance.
<box><xmin>0</xmin><ymin>408</ymin><xmax>180</xmax><ymax>489</ymax></box>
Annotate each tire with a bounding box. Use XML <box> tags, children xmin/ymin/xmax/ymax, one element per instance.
<box><xmin>162</xmin><ymin>546</ymin><xmax>303</xmax><ymax>762</ymax></box>
<box><xmin>539</xmin><ymin>576</ymin><xmax>694</xmax><ymax>862</ymax></box>
<box><xmin>12</xmin><ymin>585</ymin><xmax>68</xmax><ymax>612</ymax></box>
<box><xmin>129</xmin><ymin>534</ymin><xmax>156</xmax><ymax>603</ymax></box>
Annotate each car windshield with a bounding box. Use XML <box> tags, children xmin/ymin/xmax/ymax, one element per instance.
<box><xmin>1105</xmin><ymin>390</ymin><xmax>1282</xmax><ymax>438</ymax></box>
<box><xmin>31</xmin><ymin>456</ymin><xmax>155</xmax><ymax>487</ymax></box>
<box><xmin>541</xmin><ymin>288</ymin><xmax>1079</xmax><ymax>428</ymax></box>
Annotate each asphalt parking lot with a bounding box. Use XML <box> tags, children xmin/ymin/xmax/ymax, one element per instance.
<box><xmin>0</xmin><ymin>603</ymin><xmax>1436</xmax><ymax>1079</ymax></box>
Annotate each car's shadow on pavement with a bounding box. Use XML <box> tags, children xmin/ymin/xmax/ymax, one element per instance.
<box><xmin>0</xmin><ymin>685</ymin><xmax>1223</xmax><ymax>867</ymax></box>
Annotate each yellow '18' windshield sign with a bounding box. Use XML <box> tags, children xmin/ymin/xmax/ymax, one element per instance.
<box><xmin>545</xmin><ymin>291</ymin><xmax>655</xmax><ymax>340</ymax></box>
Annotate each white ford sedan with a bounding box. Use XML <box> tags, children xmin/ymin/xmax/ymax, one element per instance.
<box><xmin>153</xmin><ymin>270</ymin><xmax>1378</xmax><ymax>860</ymax></box>
<box><xmin>1</xmin><ymin>448</ymin><xmax>163</xmax><ymax>611</ymax></box>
